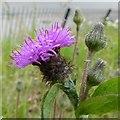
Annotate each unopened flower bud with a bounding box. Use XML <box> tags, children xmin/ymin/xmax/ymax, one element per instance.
<box><xmin>85</xmin><ymin>23</ymin><xmax>107</xmax><ymax>52</ymax></box>
<box><xmin>16</xmin><ymin>81</ymin><xmax>23</xmax><ymax>92</ymax></box>
<box><xmin>73</xmin><ymin>9</ymin><xmax>83</xmax><ymax>31</ymax></box>
<box><xmin>87</xmin><ymin>58</ymin><xmax>107</xmax><ymax>86</ymax></box>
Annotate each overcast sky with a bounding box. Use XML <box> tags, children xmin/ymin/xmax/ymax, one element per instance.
<box><xmin>2</xmin><ymin>2</ymin><xmax>118</xmax><ymax>10</ymax></box>
<box><xmin>1</xmin><ymin>0</ymin><xmax>119</xmax><ymax>2</ymax></box>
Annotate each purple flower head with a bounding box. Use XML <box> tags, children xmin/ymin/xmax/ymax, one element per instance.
<box><xmin>10</xmin><ymin>36</ymin><xmax>56</xmax><ymax>68</ymax></box>
<box><xmin>10</xmin><ymin>22</ymin><xmax>75</xmax><ymax>69</ymax></box>
<box><xmin>36</xmin><ymin>22</ymin><xmax>75</xmax><ymax>49</ymax></box>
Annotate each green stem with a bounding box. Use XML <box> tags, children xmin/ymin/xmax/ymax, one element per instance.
<box><xmin>83</xmin><ymin>84</ymin><xmax>92</xmax><ymax>100</ymax></box>
<box><xmin>79</xmin><ymin>51</ymin><xmax>95</xmax><ymax>102</ymax></box>
<box><xmin>71</xmin><ymin>25</ymin><xmax>79</xmax><ymax>65</ymax></box>
<box><xmin>16</xmin><ymin>91</ymin><xmax>20</xmax><ymax>118</ymax></box>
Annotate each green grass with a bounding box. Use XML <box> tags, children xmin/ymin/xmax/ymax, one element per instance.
<box><xmin>2</xmin><ymin>24</ymin><xmax>118</xmax><ymax>118</ymax></box>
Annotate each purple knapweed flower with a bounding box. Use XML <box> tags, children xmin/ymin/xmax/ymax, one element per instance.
<box><xmin>36</xmin><ymin>22</ymin><xmax>75</xmax><ymax>49</ymax></box>
<box><xmin>10</xmin><ymin>22</ymin><xmax>75</xmax><ymax>69</ymax></box>
<box><xmin>10</xmin><ymin>36</ymin><xmax>56</xmax><ymax>68</ymax></box>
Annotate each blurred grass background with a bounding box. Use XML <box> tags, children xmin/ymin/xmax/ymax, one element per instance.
<box><xmin>1</xmin><ymin>2</ymin><xmax>118</xmax><ymax>118</ymax></box>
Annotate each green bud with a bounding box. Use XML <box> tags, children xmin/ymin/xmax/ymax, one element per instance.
<box><xmin>16</xmin><ymin>81</ymin><xmax>23</xmax><ymax>92</ymax></box>
<box><xmin>87</xmin><ymin>58</ymin><xmax>107</xmax><ymax>86</ymax></box>
<box><xmin>85</xmin><ymin>23</ymin><xmax>107</xmax><ymax>52</ymax></box>
<box><xmin>73</xmin><ymin>9</ymin><xmax>83</xmax><ymax>30</ymax></box>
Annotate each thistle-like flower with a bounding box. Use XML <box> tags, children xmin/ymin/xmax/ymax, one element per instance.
<box><xmin>10</xmin><ymin>22</ymin><xmax>75</xmax><ymax>82</ymax></box>
<box><xmin>36</xmin><ymin>22</ymin><xmax>74</xmax><ymax>49</ymax></box>
<box><xmin>73</xmin><ymin>9</ymin><xmax>83</xmax><ymax>28</ymax></box>
<box><xmin>85</xmin><ymin>22</ymin><xmax>106</xmax><ymax>52</ymax></box>
<box><xmin>10</xmin><ymin>36</ymin><xmax>56</xmax><ymax>68</ymax></box>
<box><xmin>87</xmin><ymin>58</ymin><xmax>107</xmax><ymax>86</ymax></box>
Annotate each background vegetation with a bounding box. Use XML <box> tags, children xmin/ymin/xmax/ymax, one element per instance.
<box><xmin>1</xmin><ymin>2</ymin><xmax>118</xmax><ymax>118</ymax></box>
<box><xmin>2</xmin><ymin>24</ymin><xmax>118</xmax><ymax>118</ymax></box>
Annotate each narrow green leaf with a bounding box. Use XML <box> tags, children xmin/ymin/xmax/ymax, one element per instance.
<box><xmin>92</xmin><ymin>77</ymin><xmax>119</xmax><ymax>97</ymax></box>
<box><xmin>41</xmin><ymin>83</ymin><xmax>61</xmax><ymax>118</ymax></box>
<box><xmin>75</xmin><ymin>95</ymin><xmax>119</xmax><ymax>117</ymax></box>
<box><xmin>62</xmin><ymin>79</ymin><xmax>78</xmax><ymax>109</ymax></box>
<box><xmin>41</xmin><ymin>91</ymin><xmax>49</xmax><ymax>118</ymax></box>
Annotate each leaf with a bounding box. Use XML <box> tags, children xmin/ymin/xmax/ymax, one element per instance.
<box><xmin>75</xmin><ymin>95</ymin><xmax>119</xmax><ymax>117</ymax></box>
<box><xmin>62</xmin><ymin>79</ymin><xmax>78</xmax><ymax>109</ymax></box>
<box><xmin>41</xmin><ymin>83</ymin><xmax>61</xmax><ymax>118</ymax></box>
<box><xmin>41</xmin><ymin>91</ymin><xmax>49</xmax><ymax>118</ymax></box>
<box><xmin>92</xmin><ymin>77</ymin><xmax>119</xmax><ymax>97</ymax></box>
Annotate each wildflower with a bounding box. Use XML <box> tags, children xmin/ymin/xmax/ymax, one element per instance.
<box><xmin>40</xmin><ymin>55</ymin><xmax>73</xmax><ymax>83</ymax></box>
<box><xmin>87</xmin><ymin>58</ymin><xmax>107</xmax><ymax>86</ymax></box>
<box><xmin>10</xmin><ymin>22</ymin><xmax>75</xmax><ymax>82</ymax></box>
<box><xmin>36</xmin><ymin>22</ymin><xmax>75</xmax><ymax>49</ymax></box>
<box><xmin>10</xmin><ymin>36</ymin><xmax>56</xmax><ymax>68</ymax></box>
<box><xmin>85</xmin><ymin>22</ymin><xmax>106</xmax><ymax>52</ymax></box>
<box><xmin>73</xmin><ymin>9</ymin><xmax>83</xmax><ymax>31</ymax></box>
<box><xmin>16</xmin><ymin>81</ymin><xmax>23</xmax><ymax>92</ymax></box>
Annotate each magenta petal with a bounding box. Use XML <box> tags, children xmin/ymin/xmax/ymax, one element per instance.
<box><xmin>10</xmin><ymin>22</ymin><xmax>75</xmax><ymax>69</ymax></box>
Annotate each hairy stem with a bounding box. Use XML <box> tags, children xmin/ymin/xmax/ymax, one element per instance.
<box><xmin>71</xmin><ymin>26</ymin><xmax>79</xmax><ymax>65</ymax></box>
<box><xmin>84</xmin><ymin>84</ymin><xmax>91</xmax><ymax>100</ymax></box>
<box><xmin>79</xmin><ymin>51</ymin><xmax>94</xmax><ymax>102</ymax></box>
<box><xmin>16</xmin><ymin>91</ymin><xmax>20</xmax><ymax>118</ymax></box>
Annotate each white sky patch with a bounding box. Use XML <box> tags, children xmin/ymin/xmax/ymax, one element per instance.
<box><xmin>1</xmin><ymin>1</ymin><xmax>118</xmax><ymax>10</ymax></box>
<box><xmin>1</xmin><ymin>0</ymin><xmax>119</xmax><ymax>2</ymax></box>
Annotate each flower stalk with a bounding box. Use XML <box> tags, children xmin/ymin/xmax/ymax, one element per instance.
<box><xmin>79</xmin><ymin>51</ymin><xmax>95</xmax><ymax>102</ymax></box>
<box><xmin>71</xmin><ymin>9</ymin><xmax>83</xmax><ymax>65</ymax></box>
<box><xmin>16</xmin><ymin>81</ymin><xmax>22</xmax><ymax>118</ymax></box>
<box><xmin>79</xmin><ymin>22</ymin><xmax>106</xmax><ymax>102</ymax></box>
<box><xmin>16</xmin><ymin>91</ymin><xmax>20</xmax><ymax>118</ymax></box>
<box><xmin>71</xmin><ymin>28</ymin><xmax>79</xmax><ymax>65</ymax></box>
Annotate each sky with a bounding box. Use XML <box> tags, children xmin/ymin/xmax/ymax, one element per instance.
<box><xmin>1</xmin><ymin>0</ymin><xmax>120</xmax><ymax>2</ymax></box>
<box><xmin>2</xmin><ymin>2</ymin><xmax>118</xmax><ymax>10</ymax></box>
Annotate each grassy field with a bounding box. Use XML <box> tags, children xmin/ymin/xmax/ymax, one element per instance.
<box><xmin>1</xmin><ymin>23</ymin><xmax>118</xmax><ymax>118</ymax></box>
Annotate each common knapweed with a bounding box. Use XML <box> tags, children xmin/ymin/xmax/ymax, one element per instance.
<box><xmin>10</xmin><ymin>22</ymin><xmax>75</xmax><ymax>83</ymax></box>
<box><xmin>85</xmin><ymin>23</ymin><xmax>107</xmax><ymax>52</ymax></box>
<box><xmin>73</xmin><ymin>9</ymin><xmax>83</xmax><ymax>29</ymax></box>
<box><xmin>87</xmin><ymin>58</ymin><xmax>106</xmax><ymax>86</ymax></box>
